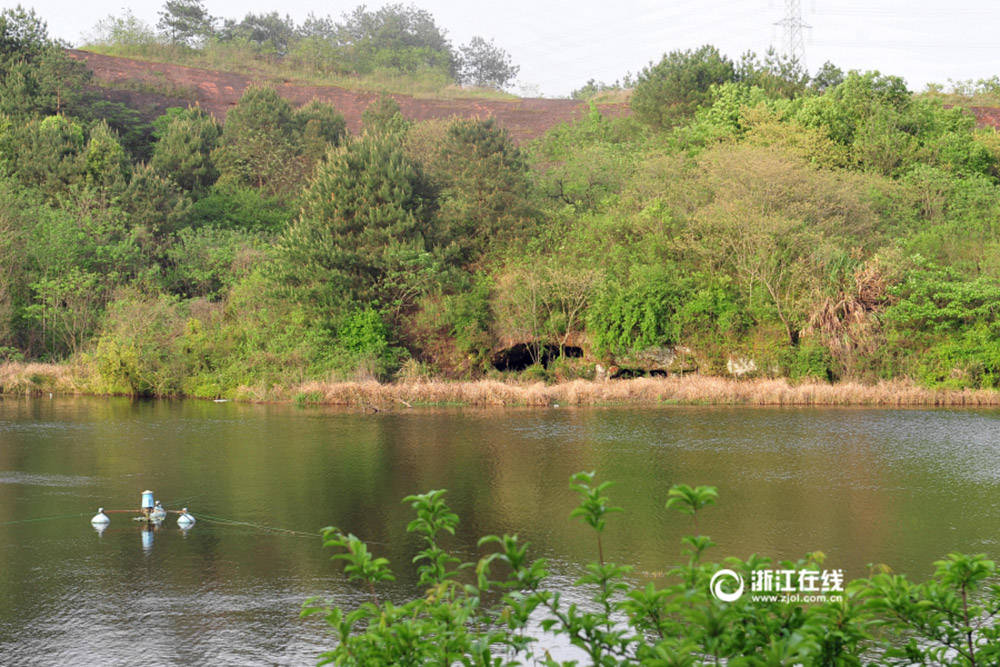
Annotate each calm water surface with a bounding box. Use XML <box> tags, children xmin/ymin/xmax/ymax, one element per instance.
<box><xmin>2</xmin><ymin>397</ymin><xmax>1000</xmax><ymax>665</ymax></box>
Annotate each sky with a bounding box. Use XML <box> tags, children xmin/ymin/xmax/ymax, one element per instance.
<box><xmin>19</xmin><ymin>0</ymin><xmax>1000</xmax><ymax>97</ymax></box>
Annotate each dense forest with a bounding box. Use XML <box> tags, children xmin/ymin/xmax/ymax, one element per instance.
<box><xmin>4</xmin><ymin>3</ymin><xmax>1000</xmax><ymax>398</ymax></box>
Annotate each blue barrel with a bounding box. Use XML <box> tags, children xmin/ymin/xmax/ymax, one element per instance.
<box><xmin>141</xmin><ymin>490</ymin><xmax>154</xmax><ymax>510</ymax></box>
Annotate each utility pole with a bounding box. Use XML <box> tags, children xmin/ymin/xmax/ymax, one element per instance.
<box><xmin>774</xmin><ymin>0</ymin><xmax>809</xmax><ymax>67</ymax></box>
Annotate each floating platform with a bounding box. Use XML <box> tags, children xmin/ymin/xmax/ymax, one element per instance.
<box><xmin>91</xmin><ymin>490</ymin><xmax>195</xmax><ymax>528</ymax></box>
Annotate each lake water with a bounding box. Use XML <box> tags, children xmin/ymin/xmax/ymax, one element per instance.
<box><xmin>2</xmin><ymin>397</ymin><xmax>999</xmax><ymax>665</ymax></box>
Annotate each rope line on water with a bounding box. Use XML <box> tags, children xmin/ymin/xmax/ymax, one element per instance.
<box><xmin>194</xmin><ymin>512</ymin><xmax>321</xmax><ymax>540</ymax></box>
<box><xmin>0</xmin><ymin>512</ymin><xmax>88</xmax><ymax>526</ymax></box>
<box><xmin>194</xmin><ymin>512</ymin><xmax>389</xmax><ymax>546</ymax></box>
<box><xmin>161</xmin><ymin>493</ymin><xmax>204</xmax><ymax>508</ymax></box>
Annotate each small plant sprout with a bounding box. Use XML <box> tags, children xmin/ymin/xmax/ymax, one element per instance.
<box><xmin>320</xmin><ymin>527</ymin><xmax>394</xmax><ymax>604</ymax></box>
<box><xmin>569</xmin><ymin>470</ymin><xmax>623</xmax><ymax>566</ymax></box>
<box><xmin>666</xmin><ymin>483</ymin><xmax>718</xmax><ymax>531</ymax></box>
<box><xmin>402</xmin><ymin>489</ymin><xmax>462</xmax><ymax>586</ymax></box>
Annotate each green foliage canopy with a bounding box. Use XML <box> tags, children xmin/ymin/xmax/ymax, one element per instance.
<box><xmin>631</xmin><ymin>44</ymin><xmax>736</xmax><ymax>129</ymax></box>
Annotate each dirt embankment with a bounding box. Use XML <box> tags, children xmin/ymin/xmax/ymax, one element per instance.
<box><xmin>68</xmin><ymin>49</ymin><xmax>630</xmax><ymax>143</ymax></box>
<box><xmin>67</xmin><ymin>50</ymin><xmax>1000</xmax><ymax>138</ymax></box>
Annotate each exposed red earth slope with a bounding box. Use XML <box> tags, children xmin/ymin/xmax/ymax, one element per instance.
<box><xmin>68</xmin><ymin>50</ymin><xmax>1000</xmax><ymax>137</ymax></box>
<box><xmin>968</xmin><ymin>106</ymin><xmax>1000</xmax><ymax>130</ymax></box>
<box><xmin>68</xmin><ymin>49</ymin><xmax>630</xmax><ymax>143</ymax></box>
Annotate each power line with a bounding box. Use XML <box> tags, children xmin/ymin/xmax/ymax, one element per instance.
<box><xmin>812</xmin><ymin>39</ymin><xmax>1000</xmax><ymax>51</ymax></box>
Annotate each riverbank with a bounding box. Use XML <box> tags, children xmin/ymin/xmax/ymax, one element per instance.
<box><xmin>6</xmin><ymin>361</ymin><xmax>1000</xmax><ymax>407</ymax></box>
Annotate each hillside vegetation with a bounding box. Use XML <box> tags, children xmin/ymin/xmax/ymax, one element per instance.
<box><xmin>82</xmin><ymin>2</ymin><xmax>519</xmax><ymax>99</ymax></box>
<box><xmin>4</xmin><ymin>5</ymin><xmax>1000</xmax><ymax>399</ymax></box>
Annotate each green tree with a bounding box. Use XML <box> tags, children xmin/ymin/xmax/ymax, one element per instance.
<box><xmin>0</xmin><ymin>5</ymin><xmax>48</xmax><ymax>61</ymax></box>
<box><xmin>586</xmin><ymin>263</ymin><xmax>684</xmax><ymax>356</ymax></box>
<box><xmin>530</xmin><ymin>107</ymin><xmax>642</xmax><ymax>213</ymax></box>
<box><xmin>150</xmin><ymin>105</ymin><xmax>220</xmax><ymax>192</ymax></box>
<box><xmin>631</xmin><ymin>44</ymin><xmax>735</xmax><ymax>129</ymax></box>
<box><xmin>25</xmin><ymin>269</ymin><xmax>106</xmax><ymax>357</ymax></box>
<box><xmin>183</xmin><ymin>184</ymin><xmax>293</xmax><ymax>233</ymax></box>
<box><xmin>294</xmin><ymin>100</ymin><xmax>346</xmax><ymax>163</ymax></box>
<box><xmin>83</xmin><ymin>120</ymin><xmax>129</xmax><ymax>192</ymax></box>
<box><xmin>0</xmin><ymin>180</ymin><xmax>32</xmax><ymax>349</ymax></box>
<box><xmin>218</xmin><ymin>12</ymin><xmax>296</xmax><ymax>55</ymax></box>
<box><xmin>687</xmin><ymin>145</ymin><xmax>875</xmax><ymax>345</ymax></box>
<box><xmin>425</xmin><ymin>118</ymin><xmax>532</xmax><ymax>265</ymax></box>
<box><xmin>157</xmin><ymin>0</ymin><xmax>214</xmax><ymax>47</ymax></box>
<box><xmin>735</xmin><ymin>47</ymin><xmax>810</xmax><ymax>99</ymax></box>
<box><xmin>82</xmin><ymin>98</ymin><xmax>154</xmax><ymax>161</ymax></box>
<box><xmin>90</xmin><ymin>290</ymin><xmax>187</xmax><ymax>395</ymax></box>
<box><xmin>361</xmin><ymin>93</ymin><xmax>409</xmax><ymax>134</ymax></box>
<box><xmin>164</xmin><ymin>225</ymin><xmax>257</xmax><ymax>299</ymax></box>
<box><xmin>0</xmin><ymin>7</ymin><xmax>91</xmax><ymax>118</ymax></box>
<box><xmin>122</xmin><ymin>162</ymin><xmax>190</xmax><ymax>247</ymax></box>
<box><xmin>276</xmin><ymin>130</ymin><xmax>435</xmax><ymax>310</ymax></box>
<box><xmin>0</xmin><ymin>114</ymin><xmax>86</xmax><ymax>198</ymax></box>
<box><xmin>212</xmin><ymin>86</ymin><xmax>303</xmax><ymax>195</ymax></box>
<box><xmin>456</xmin><ymin>36</ymin><xmax>519</xmax><ymax>89</ymax></box>
<box><xmin>334</xmin><ymin>3</ymin><xmax>454</xmax><ymax>74</ymax></box>
<box><xmin>795</xmin><ymin>70</ymin><xmax>910</xmax><ymax>146</ymax></box>
<box><xmin>493</xmin><ymin>255</ymin><xmax>598</xmax><ymax>364</ymax></box>
<box><xmin>86</xmin><ymin>9</ymin><xmax>157</xmax><ymax>50</ymax></box>
<box><xmin>812</xmin><ymin>60</ymin><xmax>844</xmax><ymax>92</ymax></box>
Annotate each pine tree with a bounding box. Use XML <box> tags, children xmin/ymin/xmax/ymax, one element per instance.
<box><xmin>150</xmin><ymin>106</ymin><xmax>220</xmax><ymax>192</ymax></box>
<box><xmin>157</xmin><ymin>0</ymin><xmax>214</xmax><ymax>47</ymax></box>
<box><xmin>428</xmin><ymin>118</ymin><xmax>532</xmax><ymax>265</ymax></box>
<box><xmin>211</xmin><ymin>87</ymin><xmax>301</xmax><ymax>195</ymax></box>
<box><xmin>277</xmin><ymin>130</ymin><xmax>435</xmax><ymax>311</ymax></box>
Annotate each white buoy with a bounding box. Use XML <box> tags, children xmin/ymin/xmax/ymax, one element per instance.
<box><xmin>177</xmin><ymin>508</ymin><xmax>196</xmax><ymax>527</ymax></box>
<box><xmin>151</xmin><ymin>501</ymin><xmax>167</xmax><ymax>521</ymax></box>
<box><xmin>91</xmin><ymin>507</ymin><xmax>110</xmax><ymax>525</ymax></box>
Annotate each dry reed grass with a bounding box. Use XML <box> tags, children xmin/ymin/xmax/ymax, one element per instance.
<box><xmin>0</xmin><ymin>362</ymin><xmax>82</xmax><ymax>396</ymax></box>
<box><xmin>284</xmin><ymin>375</ymin><xmax>1000</xmax><ymax>408</ymax></box>
<box><xmin>6</xmin><ymin>360</ymin><xmax>1000</xmax><ymax>408</ymax></box>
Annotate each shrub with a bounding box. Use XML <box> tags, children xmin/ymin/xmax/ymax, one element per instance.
<box><xmin>88</xmin><ymin>290</ymin><xmax>186</xmax><ymax>396</ymax></box>
<box><xmin>631</xmin><ymin>44</ymin><xmax>735</xmax><ymax>129</ymax></box>
<box><xmin>916</xmin><ymin>324</ymin><xmax>1000</xmax><ymax>389</ymax></box>
<box><xmin>184</xmin><ymin>184</ymin><xmax>294</xmax><ymax>233</ymax></box>
<box><xmin>334</xmin><ymin>308</ymin><xmax>405</xmax><ymax>381</ymax></box>
<box><xmin>586</xmin><ymin>264</ymin><xmax>685</xmax><ymax>357</ymax></box>
<box><xmin>788</xmin><ymin>339</ymin><xmax>836</xmax><ymax>382</ymax></box>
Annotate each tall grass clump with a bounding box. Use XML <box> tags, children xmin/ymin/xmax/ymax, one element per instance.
<box><xmin>0</xmin><ymin>362</ymin><xmax>80</xmax><ymax>395</ymax></box>
<box><xmin>284</xmin><ymin>375</ymin><xmax>1000</xmax><ymax>408</ymax></box>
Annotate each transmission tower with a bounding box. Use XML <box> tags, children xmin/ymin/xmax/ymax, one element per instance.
<box><xmin>774</xmin><ymin>0</ymin><xmax>810</xmax><ymax>67</ymax></box>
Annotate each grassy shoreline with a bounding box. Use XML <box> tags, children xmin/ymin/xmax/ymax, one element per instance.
<box><xmin>5</xmin><ymin>361</ymin><xmax>1000</xmax><ymax>408</ymax></box>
